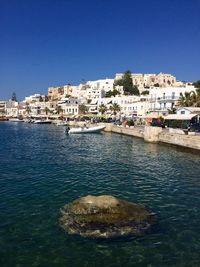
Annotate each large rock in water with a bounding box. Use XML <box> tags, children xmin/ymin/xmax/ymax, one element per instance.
<box><xmin>59</xmin><ymin>195</ymin><xmax>157</xmax><ymax>238</ymax></box>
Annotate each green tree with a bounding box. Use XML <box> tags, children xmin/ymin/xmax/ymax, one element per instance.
<box><xmin>196</xmin><ymin>88</ymin><xmax>200</xmax><ymax>95</ymax></box>
<box><xmin>98</xmin><ymin>104</ymin><xmax>107</xmax><ymax>115</ymax></box>
<box><xmin>177</xmin><ymin>92</ymin><xmax>193</xmax><ymax>107</ymax></box>
<box><xmin>44</xmin><ymin>107</ymin><xmax>50</xmax><ymax>115</ymax></box>
<box><xmin>141</xmin><ymin>90</ymin><xmax>149</xmax><ymax>95</ymax></box>
<box><xmin>79</xmin><ymin>104</ymin><xmax>88</xmax><ymax>114</ymax></box>
<box><xmin>105</xmin><ymin>89</ymin><xmax>120</xmax><ymax>97</ymax></box>
<box><xmin>26</xmin><ymin>105</ymin><xmax>31</xmax><ymax>115</ymax></box>
<box><xmin>167</xmin><ymin>107</ymin><xmax>177</xmax><ymax>114</ymax></box>
<box><xmin>177</xmin><ymin>90</ymin><xmax>200</xmax><ymax>107</ymax></box>
<box><xmin>105</xmin><ymin>91</ymin><xmax>113</xmax><ymax>98</ymax></box>
<box><xmin>193</xmin><ymin>80</ymin><xmax>200</xmax><ymax>89</ymax></box>
<box><xmin>114</xmin><ymin>70</ymin><xmax>140</xmax><ymax>96</ymax></box>
<box><xmin>154</xmin><ymin>83</ymin><xmax>160</xmax><ymax>87</ymax></box>
<box><xmin>11</xmin><ymin>92</ymin><xmax>17</xmax><ymax>102</ymax></box>
<box><xmin>55</xmin><ymin>105</ymin><xmax>63</xmax><ymax>114</ymax></box>
<box><xmin>190</xmin><ymin>90</ymin><xmax>200</xmax><ymax>107</ymax></box>
<box><xmin>109</xmin><ymin>103</ymin><xmax>121</xmax><ymax>115</ymax></box>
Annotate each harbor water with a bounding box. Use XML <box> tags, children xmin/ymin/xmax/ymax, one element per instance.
<box><xmin>0</xmin><ymin>122</ymin><xmax>200</xmax><ymax>267</ymax></box>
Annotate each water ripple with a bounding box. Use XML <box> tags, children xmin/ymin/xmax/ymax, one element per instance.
<box><xmin>0</xmin><ymin>123</ymin><xmax>200</xmax><ymax>267</ymax></box>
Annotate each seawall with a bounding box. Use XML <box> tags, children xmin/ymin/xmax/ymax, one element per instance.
<box><xmin>104</xmin><ymin>124</ymin><xmax>200</xmax><ymax>151</ymax></box>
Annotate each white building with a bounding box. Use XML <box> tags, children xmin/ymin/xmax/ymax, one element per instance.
<box><xmin>24</xmin><ymin>94</ymin><xmax>46</xmax><ymax>104</ymax></box>
<box><xmin>148</xmin><ymin>85</ymin><xmax>195</xmax><ymax>114</ymax></box>
<box><xmin>29</xmin><ymin>101</ymin><xmax>56</xmax><ymax>116</ymax></box>
<box><xmin>5</xmin><ymin>100</ymin><xmax>19</xmax><ymax>117</ymax></box>
<box><xmin>0</xmin><ymin>101</ymin><xmax>6</xmax><ymax>116</ymax></box>
<box><xmin>176</xmin><ymin>107</ymin><xmax>200</xmax><ymax>115</ymax></box>
<box><xmin>97</xmin><ymin>95</ymin><xmax>149</xmax><ymax>117</ymax></box>
<box><xmin>86</xmin><ymin>78</ymin><xmax>114</xmax><ymax>92</ymax></box>
<box><xmin>57</xmin><ymin>97</ymin><xmax>79</xmax><ymax>115</ymax></box>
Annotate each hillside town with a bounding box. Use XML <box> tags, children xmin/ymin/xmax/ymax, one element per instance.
<box><xmin>0</xmin><ymin>71</ymin><xmax>199</xmax><ymax>123</ymax></box>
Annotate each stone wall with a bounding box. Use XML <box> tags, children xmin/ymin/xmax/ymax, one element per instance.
<box><xmin>108</xmin><ymin>125</ymin><xmax>144</xmax><ymax>138</ymax></box>
<box><xmin>143</xmin><ymin>126</ymin><xmax>163</xmax><ymax>143</ymax></box>
<box><xmin>107</xmin><ymin>124</ymin><xmax>200</xmax><ymax>151</ymax></box>
<box><xmin>159</xmin><ymin>131</ymin><xmax>200</xmax><ymax>150</ymax></box>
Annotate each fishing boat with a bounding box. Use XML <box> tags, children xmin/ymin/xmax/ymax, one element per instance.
<box><xmin>66</xmin><ymin>125</ymin><xmax>106</xmax><ymax>134</ymax></box>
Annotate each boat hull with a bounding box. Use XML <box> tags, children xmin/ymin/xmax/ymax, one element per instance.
<box><xmin>9</xmin><ymin>118</ymin><xmax>24</xmax><ymax>122</ymax></box>
<box><xmin>68</xmin><ymin>125</ymin><xmax>105</xmax><ymax>134</ymax></box>
<box><xmin>33</xmin><ymin>120</ymin><xmax>52</xmax><ymax>124</ymax></box>
<box><xmin>56</xmin><ymin>122</ymin><xmax>68</xmax><ymax>126</ymax></box>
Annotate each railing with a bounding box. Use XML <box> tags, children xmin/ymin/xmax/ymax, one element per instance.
<box><xmin>158</xmin><ymin>96</ymin><xmax>179</xmax><ymax>101</ymax></box>
<box><xmin>150</xmin><ymin>96</ymin><xmax>179</xmax><ymax>101</ymax></box>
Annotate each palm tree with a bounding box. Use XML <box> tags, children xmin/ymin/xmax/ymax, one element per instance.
<box><xmin>44</xmin><ymin>107</ymin><xmax>50</xmax><ymax>115</ymax></box>
<box><xmin>109</xmin><ymin>103</ymin><xmax>121</xmax><ymax>115</ymax></box>
<box><xmin>98</xmin><ymin>104</ymin><xmax>107</xmax><ymax>115</ymax></box>
<box><xmin>190</xmin><ymin>90</ymin><xmax>200</xmax><ymax>107</ymax></box>
<box><xmin>196</xmin><ymin>88</ymin><xmax>200</xmax><ymax>95</ymax></box>
<box><xmin>79</xmin><ymin>104</ymin><xmax>88</xmax><ymax>114</ymax></box>
<box><xmin>177</xmin><ymin>92</ymin><xmax>193</xmax><ymax>107</ymax></box>
<box><xmin>26</xmin><ymin>105</ymin><xmax>31</xmax><ymax>115</ymax></box>
<box><xmin>55</xmin><ymin>105</ymin><xmax>63</xmax><ymax>115</ymax></box>
<box><xmin>167</xmin><ymin>107</ymin><xmax>176</xmax><ymax>114</ymax></box>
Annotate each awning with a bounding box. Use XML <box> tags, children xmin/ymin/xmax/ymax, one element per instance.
<box><xmin>164</xmin><ymin>114</ymin><xmax>198</xmax><ymax>120</ymax></box>
<box><xmin>145</xmin><ymin>114</ymin><xmax>160</xmax><ymax>119</ymax></box>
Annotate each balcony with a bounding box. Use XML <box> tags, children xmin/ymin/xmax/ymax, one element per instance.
<box><xmin>157</xmin><ymin>96</ymin><xmax>179</xmax><ymax>102</ymax></box>
<box><xmin>150</xmin><ymin>96</ymin><xmax>179</xmax><ymax>102</ymax></box>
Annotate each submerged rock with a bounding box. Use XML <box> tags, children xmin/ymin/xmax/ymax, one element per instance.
<box><xmin>59</xmin><ymin>195</ymin><xmax>157</xmax><ymax>238</ymax></box>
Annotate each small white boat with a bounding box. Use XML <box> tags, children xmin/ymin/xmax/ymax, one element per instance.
<box><xmin>67</xmin><ymin>125</ymin><xmax>106</xmax><ymax>134</ymax></box>
<box><xmin>56</xmin><ymin>122</ymin><xmax>68</xmax><ymax>126</ymax></box>
<box><xmin>9</xmin><ymin>118</ymin><xmax>24</xmax><ymax>122</ymax></box>
<box><xmin>33</xmin><ymin>119</ymin><xmax>52</xmax><ymax>124</ymax></box>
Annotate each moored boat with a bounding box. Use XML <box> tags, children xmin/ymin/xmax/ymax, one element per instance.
<box><xmin>67</xmin><ymin>125</ymin><xmax>105</xmax><ymax>134</ymax></box>
<box><xmin>0</xmin><ymin>117</ymin><xmax>8</xmax><ymax>121</ymax></box>
<box><xmin>33</xmin><ymin>119</ymin><xmax>52</xmax><ymax>124</ymax></box>
<box><xmin>56</xmin><ymin>121</ymin><xmax>68</xmax><ymax>126</ymax></box>
<box><xmin>9</xmin><ymin>118</ymin><xmax>24</xmax><ymax>122</ymax></box>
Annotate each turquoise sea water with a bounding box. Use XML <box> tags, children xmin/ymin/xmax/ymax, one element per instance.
<box><xmin>0</xmin><ymin>122</ymin><xmax>200</xmax><ymax>267</ymax></box>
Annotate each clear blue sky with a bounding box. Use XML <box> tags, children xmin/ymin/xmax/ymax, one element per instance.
<box><xmin>0</xmin><ymin>0</ymin><xmax>200</xmax><ymax>100</ymax></box>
